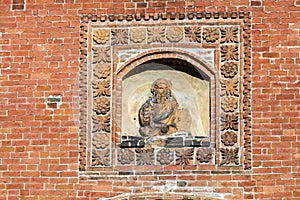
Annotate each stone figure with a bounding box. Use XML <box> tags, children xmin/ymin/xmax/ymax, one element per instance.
<box><xmin>138</xmin><ymin>78</ymin><xmax>180</xmax><ymax>137</ymax></box>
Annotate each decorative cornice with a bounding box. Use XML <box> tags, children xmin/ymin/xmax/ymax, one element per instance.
<box><xmin>81</xmin><ymin>11</ymin><xmax>250</xmax><ymax>22</ymax></box>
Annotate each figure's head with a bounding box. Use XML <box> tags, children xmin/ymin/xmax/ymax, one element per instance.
<box><xmin>151</xmin><ymin>79</ymin><xmax>172</xmax><ymax>103</ymax></box>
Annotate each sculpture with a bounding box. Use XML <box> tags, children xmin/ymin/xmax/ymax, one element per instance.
<box><xmin>138</xmin><ymin>78</ymin><xmax>180</xmax><ymax>137</ymax></box>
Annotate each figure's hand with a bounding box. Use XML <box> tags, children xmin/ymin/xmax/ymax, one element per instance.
<box><xmin>161</xmin><ymin>125</ymin><xmax>169</xmax><ymax>134</ymax></box>
<box><xmin>142</xmin><ymin>102</ymin><xmax>151</xmax><ymax>125</ymax></box>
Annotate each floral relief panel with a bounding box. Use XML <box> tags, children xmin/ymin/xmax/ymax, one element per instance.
<box><xmin>79</xmin><ymin>13</ymin><xmax>251</xmax><ymax>171</ymax></box>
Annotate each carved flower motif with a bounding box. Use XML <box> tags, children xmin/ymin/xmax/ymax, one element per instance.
<box><xmin>221</xmin><ymin>62</ymin><xmax>238</xmax><ymax>78</ymax></box>
<box><xmin>92</xmin><ymin>115</ymin><xmax>110</xmax><ymax>133</ymax></box>
<box><xmin>196</xmin><ymin>148</ymin><xmax>213</xmax><ymax>163</ymax></box>
<box><xmin>94</xmin><ymin>97</ymin><xmax>110</xmax><ymax>115</ymax></box>
<box><xmin>184</xmin><ymin>26</ymin><xmax>201</xmax><ymax>43</ymax></box>
<box><xmin>92</xmin><ymin>79</ymin><xmax>111</xmax><ymax>97</ymax></box>
<box><xmin>221</xmin><ymin>45</ymin><xmax>239</xmax><ymax>61</ymax></box>
<box><xmin>203</xmin><ymin>27</ymin><xmax>219</xmax><ymax>43</ymax></box>
<box><xmin>130</xmin><ymin>28</ymin><xmax>146</xmax><ymax>43</ymax></box>
<box><xmin>220</xmin><ymin>148</ymin><xmax>239</xmax><ymax>165</ymax></box>
<box><xmin>111</xmin><ymin>29</ymin><xmax>128</xmax><ymax>45</ymax></box>
<box><xmin>92</xmin><ymin>149</ymin><xmax>110</xmax><ymax>166</ymax></box>
<box><xmin>221</xmin><ymin>97</ymin><xmax>238</xmax><ymax>112</ymax></box>
<box><xmin>166</xmin><ymin>27</ymin><xmax>183</xmax><ymax>42</ymax></box>
<box><xmin>118</xmin><ymin>149</ymin><xmax>134</xmax><ymax>165</ymax></box>
<box><xmin>175</xmin><ymin>148</ymin><xmax>194</xmax><ymax>165</ymax></box>
<box><xmin>92</xmin><ymin>47</ymin><xmax>111</xmax><ymax>64</ymax></box>
<box><xmin>221</xmin><ymin>131</ymin><xmax>238</xmax><ymax>146</ymax></box>
<box><xmin>220</xmin><ymin>78</ymin><xmax>239</xmax><ymax>96</ymax></box>
<box><xmin>220</xmin><ymin>26</ymin><xmax>239</xmax><ymax>43</ymax></box>
<box><xmin>221</xmin><ymin>113</ymin><xmax>239</xmax><ymax>131</ymax></box>
<box><xmin>93</xmin><ymin>29</ymin><xmax>110</xmax><ymax>45</ymax></box>
<box><xmin>136</xmin><ymin>148</ymin><xmax>154</xmax><ymax>165</ymax></box>
<box><xmin>94</xmin><ymin>64</ymin><xmax>111</xmax><ymax>79</ymax></box>
<box><xmin>147</xmin><ymin>26</ymin><xmax>166</xmax><ymax>43</ymax></box>
<box><xmin>157</xmin><ymin>149</ymin><xmax>174</xmax><ymax>165</ymax></box>
<box><xmin>92</xmin><ymin>132</ymin><xmax>109</xmax><ymax>149</ymax></box>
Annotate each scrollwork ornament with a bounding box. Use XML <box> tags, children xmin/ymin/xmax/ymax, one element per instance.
<box><xmin>221</xmin><ymin>113</ymin><xmax>239</xmax><ymax>131</ymax></box>
<box><xmin>221</xmin><ymin>45</ymin><xmax>239</xmax><ymax>61</ymax></box>
<box><xmin>92</xmin><ymin>115</ymin><xmax>110</xmax><ymax>133</ymax></box>
<box><xmin>175</xmin><ymin>148</ymin><xmax>194</xmax><ymax>165</ymax></box>
<box><xmin>157</xmin><ymin>149</ymin><xmax>174</xmax><ymax>165</ymax></box>
<box><xmin>92</xmin><ymin>79</ymin><xmax>111</xmax><ymax>97</ymax></box>
<box><xmin>203</xmin><ymin>27</ymin><xmax>219</xmax><ymax>43</ymax></box>
<box><xmin>220</xmin><ymin>26</ymin><xmax>239</xmax><ymax>43</ymax></box>
<box><xmin>221</xmin><ymin>131</ymin><xmax>238</xmax><ymax>146</ymax></box>
<box><xmin>92</xmin><ymin>46</ymin><xmax>111</xmax><ymax>64</ymax></box>
<box><xmin>92</xmin><ymin>132</ymin><xmax>109</xmax><ymax>149</ymax></box>
<box><xmin>184</xmin><ymin>26</ymin><xmax>201</xmax><ymax>43</ymax></box>
<box><xmin>92</xmin><ymin>149</ymin><xmax>110</xmax><ymax>166</ymax></box>
<box><xmin>221</xmin><ymin>78</ymin><xmax>239</xmax><ymax>96</ymax></box>
<box><xmin>221</xmin><ymin>97</ymin><xmax>238</xmax><ymax>112</ymax></box>
<box><xmin>221</xmin><ymin>62</ymin><xmax>238</xmax><ymax>78</ymax></box>
<box><xmin>118</xmin><ymin>149</ymin><xmax>135</xmax><ymax>165</ymax></box>
<box><xmin>93</xmin><ymin>29</ymin><xmax>110</xmax><ymax>45</ymax></box>
<box><xmin>94</xmin><ymin>64</ymin><xmax>111</xmax><ymax>79</ymax></box>
<box><xmin>93</xmin><ymin>97</ymin><xmax>110</xmax><ymax>115</ymax></box>
<box><xmin>166</xmin><ymin>27</ymin><xmax>183</xmax><ymax>42</ymax></box>
<box><xmin>147</xmin><ymin>26</ymin><xmax>166</xmax><ymax>43</ymax></box>
<box><xmin>220</xmin><ymin>148</ymin><xmax>239</xmax><ymax>165</ymax></box>
<box><xmin>135</xmin><ymin>148</ymin><xmax>154</xmax><ymax>165</ymax></box>
<box><xmin>130</xmin><ymin>28</ymin><xmax>146</xmax><ymax>43</ymax></box>
<box><xmin>196</xmin><ymin>148</ymin><xmax>213</xmax><ymax>163</ymax></box>
<box><xmin>111</xmin><ymin>29</ymin><xmax>128</xmax><ymax>45</ymax></box>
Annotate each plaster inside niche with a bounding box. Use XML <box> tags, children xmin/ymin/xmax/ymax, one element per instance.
<box><xmin>121</xmin><ymin>63</ymin><xmax>210</xmax><ymax>137</ymax></box>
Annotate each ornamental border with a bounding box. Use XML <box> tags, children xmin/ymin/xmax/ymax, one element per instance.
<box><xmin>79</xmin><ymin>11</ymin><xmax>252</xmax><ymax>171</ymax></box>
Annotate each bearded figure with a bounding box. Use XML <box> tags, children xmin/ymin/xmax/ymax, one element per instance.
<box><xmin>138</xmin><ymin>78</ymin><xmax>180</xmax><ymax>137</ymax></box>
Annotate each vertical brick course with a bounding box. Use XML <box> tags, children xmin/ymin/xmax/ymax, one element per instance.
<box><xmin>0</xmin><ymin>0</ymin><xmax>299</xmax><ymax>199</ymax></box>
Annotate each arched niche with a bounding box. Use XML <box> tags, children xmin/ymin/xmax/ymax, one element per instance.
<box><xmin>114</xmin><ymin>49</ymin><xmax>217</xmax><ymax>148</ymax></box>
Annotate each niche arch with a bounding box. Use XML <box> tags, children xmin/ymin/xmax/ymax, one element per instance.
<box><xmin>113</xmin><ymin>49</ymin><xmax>218</xmax><ymax>152</ymax></box>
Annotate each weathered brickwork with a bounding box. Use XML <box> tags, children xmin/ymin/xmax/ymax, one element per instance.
<box><xmin>0</xmin><ymin>0</ymin><xmax>299</xmax><ymax>199</ymax></box>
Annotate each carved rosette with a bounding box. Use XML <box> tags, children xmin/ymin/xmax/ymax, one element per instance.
<box><xmin>221</xmin><ymin>97</ymin><xmax>238</xmax><ymax>112</ymax></box>
<box><xmin>203</xmin><ymin>27</ymin><xmax>219</xmax><ymax>43</ymax></box>
<box><xmin>93</xmin><ymin>29</ymin><xmax>110</xmax><ymax>45</ymax></box>
<box><xmin>93</xmin><ymin>132</ymin><xmax>109</xmax><ymax>149</ymax></box>
<box><xmin>130</xmin><ymin>28</ymin><xmax>146</xmax><ymax>43</ymax></box>
<box><xmin>221</xmin><ymin>131</ymin><xmax>238</xmax><ymax>146</ymax></box>
<box><xmin>196</xmin><ymin>148</ymin><xmax>213</xmax><ymax>164</ymax></box>
<box><xmin>93</xmin><ymin>97</ymin><xmax>110</xmax><ymax>115</ymax></box>
<box><xmin>166</xmin><ymin>27</ymin><xmax>183</xmax><ymax>42</ymax></box>
<box><xmin>157</xmin><ymin>149</ymin><xmax>174</xmax><ymax>165</ymax></box>
<box><xmin>221</xmin><ymin>62</ymin><xmax>238</xmax><ymax>78</ymax></box>
<box><xmin>118</xmin><ymin>149</ymin><xmax>135</xmax><ymax>165</ymax></box>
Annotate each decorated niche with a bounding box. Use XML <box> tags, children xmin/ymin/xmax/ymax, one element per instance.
<box><xmin>79</xmin><ymin>12</ymin><xmax>251</xmax><ymax>171</ymax></box>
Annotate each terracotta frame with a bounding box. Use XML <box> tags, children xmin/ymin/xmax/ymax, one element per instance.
<box><xmin>78</xmin><ymin>12</ymin><xmax>252</xmax><ymax>172</ymax></box>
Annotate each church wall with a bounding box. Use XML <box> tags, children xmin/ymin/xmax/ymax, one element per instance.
<box><xmin>0</xmin><ymin>0</ymin><xmax>299</xmax><ymax>199</ymax></box>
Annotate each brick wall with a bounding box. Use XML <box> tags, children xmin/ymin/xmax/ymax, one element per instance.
<box><xmin>0</xmin><ymin>0</ymin><xmax>299</xmax><ymax>199</ymax></box>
